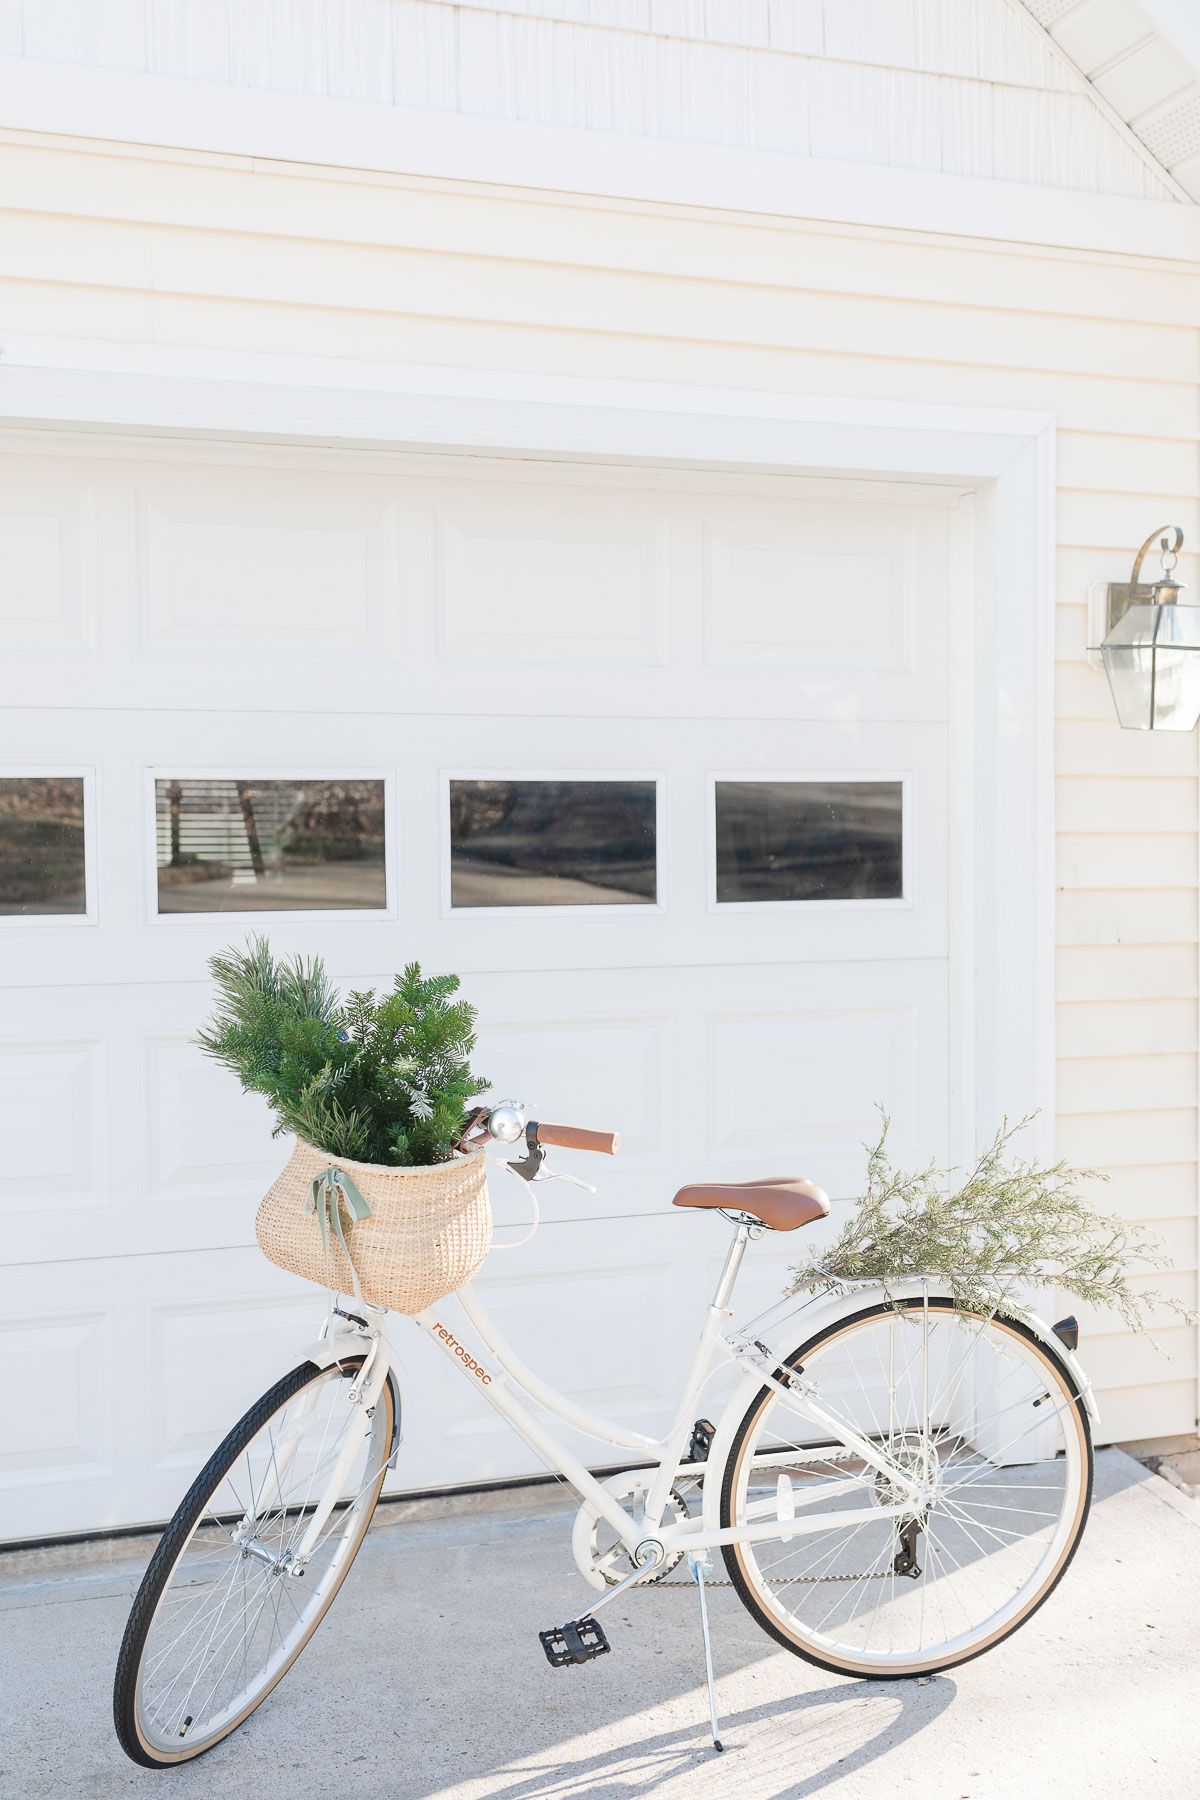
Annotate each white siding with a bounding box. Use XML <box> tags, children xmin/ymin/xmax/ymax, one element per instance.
<box><xmin>0</xmin><ymin>0</ymin><xmax>1180</xmax><ymax>198</ymax></box>
<box><xmin>0</xmin><ymin>126</ymin><xmax>1196</xmax><ymax>1446</ymax></box>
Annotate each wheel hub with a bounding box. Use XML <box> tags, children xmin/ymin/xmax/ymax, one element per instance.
<box><xmin>871</xmin><ymin>1432</ymin><xmax>940</xmax><ymax>1509</ymax></box>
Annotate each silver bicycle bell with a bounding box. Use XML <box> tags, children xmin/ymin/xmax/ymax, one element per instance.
<box><xmin>487</xmin><ymin>1099</ymin><xmax>526</xmax><ymax>1144</ymax></box>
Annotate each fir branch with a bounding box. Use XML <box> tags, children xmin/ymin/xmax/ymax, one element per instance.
<box><xmin>197</xmin><ymin>937</ymin><xmax>488</xmax><ymax>1165</ymax></box>
<box><xmin>789</xmin><ymin>1111</ymin><xmax>1196</xmax><ymax>1341</ymax></box>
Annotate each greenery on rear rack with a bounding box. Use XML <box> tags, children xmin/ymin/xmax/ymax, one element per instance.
<box><xmin>198</xmin><ymin>938</ymin><xmax>487</xmax><ymax>1167</ymax></box>
<box><xmin>790</xmin><ymin>1113</ymin><xmax>1196</xmax><ymax>1338</ymax></box>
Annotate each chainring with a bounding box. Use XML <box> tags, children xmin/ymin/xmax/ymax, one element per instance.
<box><xmin>573</xmin><ymin>1471</ymin><xmax>692</xmax><ymax>1587</ymax></box>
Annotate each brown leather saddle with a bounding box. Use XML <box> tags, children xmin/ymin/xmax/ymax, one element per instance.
<box><xmin>672</xmin><ymin>1175</ymin><xmax>830</xmax><ymax>1232</ymax></box>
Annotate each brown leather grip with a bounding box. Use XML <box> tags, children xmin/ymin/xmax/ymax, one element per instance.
<box><xmin>531</xmin><ymin>1121</ymin><xmax>620</xmax><ymax>1156</ymax></box>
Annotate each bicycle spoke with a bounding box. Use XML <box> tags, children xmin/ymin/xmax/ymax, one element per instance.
<box><xmin>130</xmin><ymin>1363</ymin><xmax>389</xmax><ymax>1759</ymax></box>
<box><xmin>730</xmin><ymin>1304</ymin><xmax>1087</xmax><ymax>1670</ymax></box>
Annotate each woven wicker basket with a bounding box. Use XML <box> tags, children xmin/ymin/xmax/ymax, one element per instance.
<box><xmin>256</xmin><ymin>1138</ymin><xmax>492</xmax><ymax>1315</ymax></box>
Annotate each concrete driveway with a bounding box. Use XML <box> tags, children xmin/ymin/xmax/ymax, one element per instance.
<box><xmin>1</xmin><ymin>1448</ymin><xmax>1196</xmax><ymax>1800</ymax></box>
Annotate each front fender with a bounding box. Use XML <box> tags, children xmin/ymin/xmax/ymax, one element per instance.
<box><xmin>301</xmin><ymin>1328</ymin><xmax>403</xmax><ymax>1463</ymax></box>
<box><xmin>302</xmin><ymin>1326</ymin><xmax>375</xmax><ymax>1370</ymax></box>
<box><xmin>702</xmin><ymin>1279</ymin><xmax>1098</xmax><ymax>1533</ymax></box>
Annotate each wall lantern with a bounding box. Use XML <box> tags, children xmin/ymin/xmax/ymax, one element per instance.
<box><xmin>1100</xmin><ymin>525</ymin><xmax>1199</xmax><ymax>731</ymax></box>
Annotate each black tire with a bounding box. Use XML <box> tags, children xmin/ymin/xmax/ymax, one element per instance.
<box><xmin>114</xmin><ymin>1356</ymin><xmax>396</xmax><ymax>1767</ymax></box>
<box><xmin>719</xmin><ymin>1298</ymin><xmax>1094</xmax><ymax>1680</ymax></box>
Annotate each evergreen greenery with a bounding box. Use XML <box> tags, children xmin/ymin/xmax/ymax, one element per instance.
<box><xmin>197</xmin><ymin>937</ymin><xmax>487</xmax><ymax>1167</ymax></box>
<box><xmin>790</xmin><ymin>1112</ymin><xmax>1195</xmax><ymax>1338</ymax></box>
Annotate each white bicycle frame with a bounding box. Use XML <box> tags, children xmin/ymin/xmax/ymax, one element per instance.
<box><xmin>295</xmin><ymin>1219</ymin><xmax>1098</xmax><ymax>1582</ymax></box>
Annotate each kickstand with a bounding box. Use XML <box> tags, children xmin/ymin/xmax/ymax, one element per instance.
<box><xmin>686</xmin><ymin>1551</ymin><xmax>724</xmax><ymax>1753</ymax></box>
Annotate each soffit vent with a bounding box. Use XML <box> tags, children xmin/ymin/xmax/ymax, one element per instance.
<box><xmin>1137</xmin><ymin>90</ymin><xmax>1200</xmax><ymax>165</ymax></box>
<box><xmin>1023</xmin><ymin>0</ymin><xmax>1082</xmax><ymax>26</ymax></box>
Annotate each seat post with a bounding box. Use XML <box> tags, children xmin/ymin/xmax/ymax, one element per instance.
<box><xmin>711</xmin><ymin>1222</ymin><xmax>751</xmax><ymax>1310</ymax></box>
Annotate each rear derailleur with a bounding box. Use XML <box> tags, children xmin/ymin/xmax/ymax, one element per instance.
<box><xmin>893</xmin><ymin>1516</ymin><xmax>923</xmax><ymax>1580</ymax></box>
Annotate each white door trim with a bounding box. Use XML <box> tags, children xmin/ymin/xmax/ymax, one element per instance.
<box><xmin>0</xmin><ymin>342</ymin><xmax>1056</xmax><ymax>1162</ymax></box>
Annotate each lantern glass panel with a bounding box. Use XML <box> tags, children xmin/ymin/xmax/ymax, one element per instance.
<box><xmin>1101</xmin><ymin>603</ymin><xmax>1200</xmax><ymax>732</ymax></box>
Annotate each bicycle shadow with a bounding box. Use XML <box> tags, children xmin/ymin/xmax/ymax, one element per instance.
<box><xmin>446</xmin><ymin>1673</ymin><xmax>957</xmax><ymax>1800</ymax></box>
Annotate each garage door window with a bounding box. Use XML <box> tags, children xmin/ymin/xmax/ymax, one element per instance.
<box><xmin>153</xmin><ymin>777</ymin><xmax>388</xmax><ymax>914</ymax></box>
<box><xmin>0</xmin><ymin>775</ymin><xmax>89</xmax><ymax>917</ymax></box>
<box><xmin>449</xmin><ymin>778</ymin><xmax>657</xmax><ymax>908</ymax></box>
<box><xmin>714</xmin><ymin>779</ymin><xmax>903</xmax><ymax>904</ymax></box>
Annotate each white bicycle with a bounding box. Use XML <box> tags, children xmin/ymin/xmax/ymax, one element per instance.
<box><xmin>114</xmin><ymin>1102</ymin><xmax>1095</xmax><ymax>1766</ymax></box>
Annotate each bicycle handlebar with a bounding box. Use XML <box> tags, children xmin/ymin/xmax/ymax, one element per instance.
<box><xmin>530</xmin><ymin>1120</ymin><xmax>620</xmax><ymax>1156</ymax></box>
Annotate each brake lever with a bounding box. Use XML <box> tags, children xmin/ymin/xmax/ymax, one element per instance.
<box><xmin>504</xmin><ymin>1125</ymin><xmax>597</xmax><ymax>1195</ymax></box>
<box><xmin>506</xmin><ymin>1132</ymin><xmax>545</xmax><ymax>1183</ymax></box>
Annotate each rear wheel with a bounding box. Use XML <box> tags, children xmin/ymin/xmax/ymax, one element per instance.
<box><xmin>720</xmin><ymin>1298</ymin><xmax>1092</xmax><ymax>1678</ymax></box>
<box><xmin>114</xmin><ymin>1354</ymin><xmax>396</xmax><ymax>1767</ymax></box>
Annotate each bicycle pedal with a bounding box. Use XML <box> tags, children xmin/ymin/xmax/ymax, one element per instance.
<box><xmin>539</xmin><ymin>1616</ymin><xmax>610</xmax><ymax>1668</ymax></box>
<box><xmin>687</xmin><ymin>1417</ymin><xmax>716</xmax><ymax>1463</ymax></box>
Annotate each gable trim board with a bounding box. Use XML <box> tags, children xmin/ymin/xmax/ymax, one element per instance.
<box><xmin>0</xmin><ymin>58</ymin><xmax>1197</xmax><ymax>264</ymax></box>
<box><xmin>1009</xmin><ymin>0</ymin><xmax>1197</xmax><ymax>202</ymax></box>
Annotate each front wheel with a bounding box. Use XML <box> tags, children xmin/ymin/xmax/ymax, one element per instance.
<box><xmin>114</xmin><ymin>1354</ymin><xmax>397</xmax><ymax>1767</ymax></box>
<box><xmin>720</xmin><ymin>1298</ymin><xmax>1092</xmax><ymax>1678</ymax></box>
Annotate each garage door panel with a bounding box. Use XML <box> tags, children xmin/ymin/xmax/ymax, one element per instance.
<box><xmin>0</xmin><ymin>726</ymin><xmax>947</xmax><ymax>990</ymax></box>
<box><xmin>0</xmin><ymin>1221</ymin><xmax>805</xmax><ymax>1537</ymax></box>
<box><xmin>0</xmin><ymin>447</ymin><xmax>952</xmax><ymax>722</ymax></box>
<box><xmin>703</xmin><ymin>971</ymin><xmax>948</xmax><ymax>1201</ymax></box>
<box><xmin>0</xmin><ymin>968</ymin><xmax>947</xmax><ymax>1267</ymax></box>
<box><xmin>133</xmin><ymin>468</ymin><xmax>400</xmax><ymax>661</ymax></box>
<box><xmin>0</xmin><ymin>1307</ymin><xmax>114</xmax><ymax>1497</ymax></box>
<box><xmin>146</xmin><ymin>1292</ymin><xmax>333</xmax><ymax>1476</ymax></box>
<box><xmin>0</xmin><ymin>1253</ymin><xmax>316</xmax><ymax>1538</ymax></box>
<box><xmin>475</xmin><ymin>1009</ymin><xmax>673</xmax><ymax>1165</ymax></box>
<box><xmin>0</xmin><ymin>1036</ymin><xmax>108</xmax><ymax>1208</ymax></box>
<box><xmin>394</xmin><ymin>1215</ymin><xmax>829</xmax><ymax>1489</ymax></box>
<box><xmin>0</xmin><ymin>442</ymin><xmax>963</xmax><ymax>1538</ymax></box>
<box><xmin>0</xmin><ymin>462</ymin><xmax>98</xmax><ymax>654</ymax></box>
<box><xmin>702</xmin><ymin>492</ymin><xmax>947</xmax><ymax>696</ymax></box>
<box><xmin>0</xmin><ymin>985</ymin><xmax>276</xmax><ymax>1266</ymax></box>
<box><xmin>471</xmin><ymin>960</ymin><xmax>948</xmax><ymax>1219</ymax></box>
<box><xmin>433</xmin><ymin>482</ymin><xmax>668</xmax><ymax>668</ymax></box>
<box><xmin>143</xmin><ymin>1035</ymin><xmax>281</xmax><ymax>1205</ymax></box>
<box><xmin>0</xmin><ymin>991</ymin><xmax>124</xmax><ymax>1266</ymax></box>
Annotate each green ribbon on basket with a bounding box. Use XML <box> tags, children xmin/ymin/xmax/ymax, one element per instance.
<box><xmin>306</xmin><ymin>1166</ymin><xmax>372</xmax><ymax>1306</ymax></box>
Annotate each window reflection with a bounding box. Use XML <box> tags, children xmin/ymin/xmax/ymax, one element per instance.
<box><xmin>450</xmin><ymin>779</ymin><xmax>656</xmax><ymax>907</ymax></box>
<box><xmin>715</xmin><ymin>780</ymin><xmax>903</xmax><ymax>903</ymax></box>
<box><xmin>0</xmin><ymin>777</ymin><xmax>87</xmax><ymax>915</ymax></box>
<box><xmin>155</xmin><ymin>779</ymin><xmax>386</xmax><ymax>913</ymax></box>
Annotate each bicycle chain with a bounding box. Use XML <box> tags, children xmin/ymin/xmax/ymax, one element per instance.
<box><xmin>632</xmin><ymin>1445</ymin><xmax>903</xmax><ymax>1588</ymax></box>
<box><xmin>602</xmin><ymin>1444</ymin><xmax>907</xmax><ymax>1588</ymax></box>
<box><xmin>648</xmin><ymin>1568</ymin><xmax>893</xmax><ymax>1588</ymax></box>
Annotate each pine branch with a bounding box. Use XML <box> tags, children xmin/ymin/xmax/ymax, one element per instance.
<box><xmin>197</xmin><ymin>938</ymin><xmax>487</xmax><ymax>1165</ymax></box>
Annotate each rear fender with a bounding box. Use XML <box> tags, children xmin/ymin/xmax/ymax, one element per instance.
<box><xmin>703</xmin><ymin>1279</ymin><xmax>1098</xmax><ymax>1533</ymax></box>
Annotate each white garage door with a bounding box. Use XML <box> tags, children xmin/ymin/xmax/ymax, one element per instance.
<box><xmin>0</xmin><ymin>436</ymin><xmax>963</xmax><ymax>1542</ymax></box>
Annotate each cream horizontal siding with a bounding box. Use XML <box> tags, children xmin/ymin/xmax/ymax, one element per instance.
<box><xmin>1081</xmin><ymin>1163</ymin><xmax>1197</xmax><ymax>1220</ymax></box>
<box><xmin>1056</xmin><ymin>998</ymin><xmax>1197</xmax><ymax>1055</ymax></box>
<box><xmin>0</xmin><ymin>127</ymin><xmax>1196</xmax><ymax>1440</ymax></box>
<box><xmin>0</xmin><ymin>135</ymin><xmax>1191</xmax><ymax>322</ymax></box>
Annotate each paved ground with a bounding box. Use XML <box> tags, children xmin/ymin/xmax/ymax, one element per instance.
<box><xmin>1</xmin><ymin>1448</ymin><xmax>1196</xmax><ymax>1800</ymax></box>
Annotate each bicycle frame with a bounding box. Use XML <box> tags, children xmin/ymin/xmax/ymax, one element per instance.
<box><xmin>303</xmin><ymin>1223</ymin><xmax>967</xmax><ymax>1574</ymax></box>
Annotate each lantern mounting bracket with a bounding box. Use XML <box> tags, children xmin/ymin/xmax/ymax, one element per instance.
<box><xmin>1106</xmin><ymin>524</ymin><xmax>1185</xmax><ymax>634</ymax></box>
